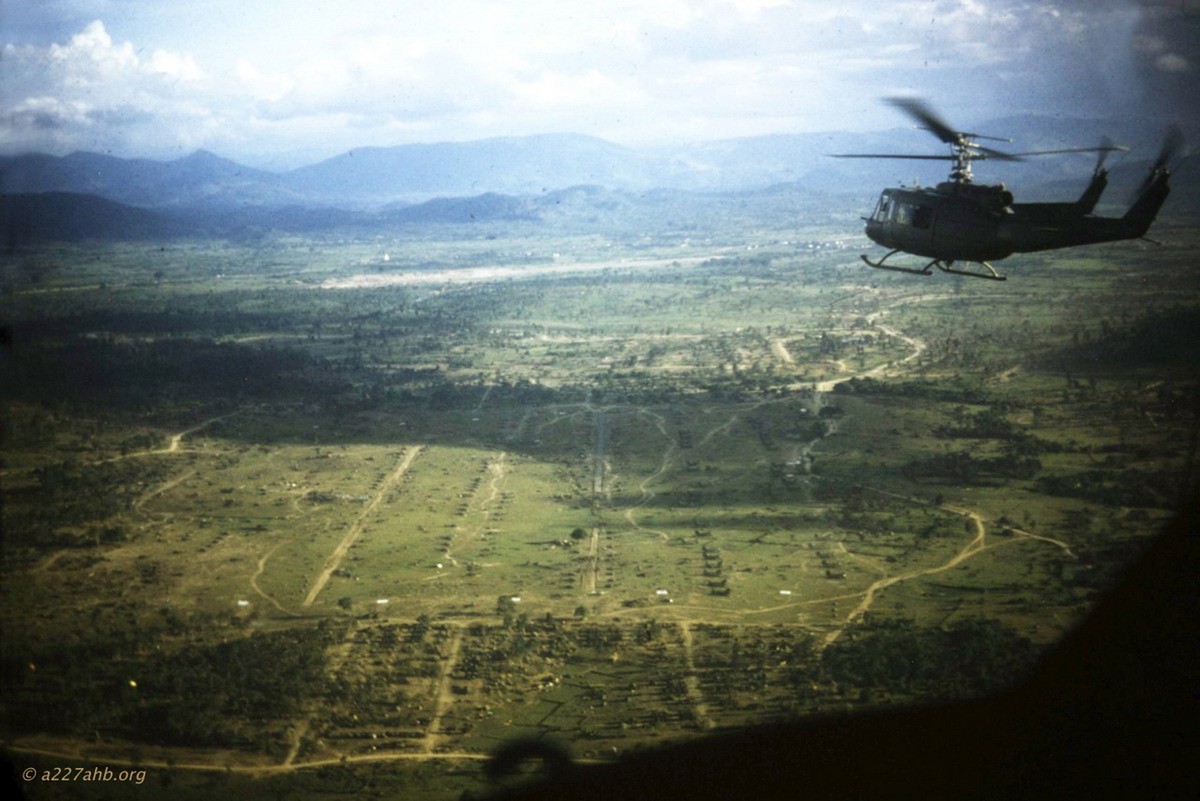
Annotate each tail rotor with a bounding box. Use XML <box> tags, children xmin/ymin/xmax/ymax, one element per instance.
<box><xmin>1132</xmin><ymin>125</ymin><xmax>1184</xmax><ymax>201</ymax></box>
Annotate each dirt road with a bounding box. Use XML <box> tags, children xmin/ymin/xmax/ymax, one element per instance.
<box><xmin>820</xmin><ymin>504</ymin><xmax>987</xmax><ymax>650</ymax></box>
<box><xmin>771</xmin><ymin>338</ymin><xmax>795</xmax><ymax>366</ymax></box>
<box><xmin>678</xmin><ymin>622</ymin><xmax>715</xmax><ymax>730</ymax></box>
<box><xmin>582</xmin><ymin>528</ymin><xmax>601</xmax><ymax>593</ymax></box>
<box><xmin>421</xmin><ymin>628</ymin><xmax>466</xmax><ymax>754</ymax></box>
<box><xmin>302</xmin><ymin>446</ymin><xmax>423</xmax><ymax>607</ymax></box>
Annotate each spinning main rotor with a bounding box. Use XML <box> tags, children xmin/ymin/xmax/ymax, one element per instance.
<box><xmin>833</xmin><ymin>97</ymin><xmax>1126</xmax><ymax>185</ymax></box>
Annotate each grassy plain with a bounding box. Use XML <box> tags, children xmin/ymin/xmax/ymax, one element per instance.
<box><xmin>2</xmin><ymin>201</ymin><xmax>1197</xmax><ymax>799</ymax></box>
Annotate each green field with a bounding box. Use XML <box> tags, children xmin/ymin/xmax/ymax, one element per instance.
<box><xmin>2</xmin><ymin>207</ymin><xmax>1197</xmax><ymax>799</ymax></box>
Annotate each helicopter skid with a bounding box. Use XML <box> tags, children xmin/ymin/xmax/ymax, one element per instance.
<box><xmin>860</xmin><ymin>251</ymin><xmax>933</xmax><ymax>275</ymax></box>
<box><xmin>935</xmin><ymin>260</ymin><xmax>1006</xmax><ymax>281</ymax></box>
<box><xmin>861</xmin><ymin>251</ymin><xmax>1006</xmax><ymax>281</ymax></box>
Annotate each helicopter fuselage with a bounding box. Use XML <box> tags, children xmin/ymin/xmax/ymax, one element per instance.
<box><xmin>864</xmin><ymin>183</ymin><xmax>1014</xmax><ymax>262</ymax></box>
<box><xmin>864</xmin><ymin>170</ymin><xmax>1169</xmax><ymax>267</ymax></box>
<box><xmin>841</xmin><ymin>98</ymin><xmax>1175</xmax><ymax>280</ymax></box>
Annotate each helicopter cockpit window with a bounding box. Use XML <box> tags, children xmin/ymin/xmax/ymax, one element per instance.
<box><xmin>912</xmin><ymin>205</ymin><xmax>933</xmax><ymax>230</ymax></box>
<box><xmin>873</xmin><ymin>194</ymin><xmax>891</xmax><ymax>221</ymax></box>
<box><xmin>892</xmin><ymin>201</ymin><xmax>912</xmax><ymax>225</ymax></box>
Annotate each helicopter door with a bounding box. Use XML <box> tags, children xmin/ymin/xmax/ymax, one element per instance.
<box><xmin>912</xmin><ymin>205</ymin><xmax>934</xmax><ymax>230</ymax></box>
<box><xmin>891</xmin><ymin>201</ymin><xmax>933</xmax><ymax>229</ymax></box>
<box><xmin>889</xmin><ymin>199</ymin><xmax>936</xmax><ymax>252</ymax></box>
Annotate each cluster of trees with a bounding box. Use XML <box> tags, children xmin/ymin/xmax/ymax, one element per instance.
<box><xmin>421</xmin><ymin>377</ymin><xmax>562</xmax><ymax>411</ymax></box>
<box><xmin>821</xmin><ymin>618</ymin><xmax>1039</xmax><ymax>699</ymax></box>
<box><xmin>1054</xmin><ymin>306</ymin><xmax>1200</xmax><ymax>369</ymax></box>
<box><xmin>7</xmin><ymin>336</ymin><xmax>326</xmax><ymax>408</ymax></box>
<box><xmin>832</xmin><ymin>376</ymin><xmax>989</xmax><ymax>404</ymax></box>
<box><xmin>2</xmin><ymin>627</ymin><xmax>334</xmax><ymax>750</ymax></box>
<box><xmin>14</xmin><ymin>308</ymin><xmax>291</xmax><ymax>339</ymax></box>
<box><xmin>125</xmin><ymin>628</ymin><xmax>331</xmax><ymax>747</ymax></box>
<box><xmin>903</xmin><ymin>451</ymin><xmax>1042</xmax><ymax>483</ymax></box>
<box><xmin>13</xmin><ymin>459</ymin><xmax>168</xmax><ymax>550</ymax></box>
<box><xmin>1037</xmin><ymin>469</ymin><xmax>1171</xmax><ymax>509</ymax></box>
<box><xmin>936</xmin><ymin>408</ymin><xmax>1024</xmax><ymax>440</ymax></box>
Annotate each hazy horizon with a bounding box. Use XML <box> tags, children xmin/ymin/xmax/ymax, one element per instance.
<box><xmin>4</xmin><ymin>1</ymin><xmax>1199</xmax><ymax>171</ymax></box>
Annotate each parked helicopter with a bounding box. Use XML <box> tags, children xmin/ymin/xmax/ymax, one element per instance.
<box><xmin>832</xmin><ymin>98</ymin><xmax>1177</xmax><ymax>280</ymax></box>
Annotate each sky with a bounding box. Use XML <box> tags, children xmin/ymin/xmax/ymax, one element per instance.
<box><xmin>3</xmin><ymin>0</ymin><xmax>1198</xmax><ymax>169</ymax></box>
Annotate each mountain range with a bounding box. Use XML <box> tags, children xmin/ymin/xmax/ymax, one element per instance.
<box><xmin>2</xmin><ymin>116</ymin><xmax>1194</xmax><ymax>243</ymax></box>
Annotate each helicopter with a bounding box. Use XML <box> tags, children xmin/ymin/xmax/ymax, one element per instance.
<box><xmin>832</xmin><ymin>98</ymin><xmax>1178</xmax><ymax>280</ymax></box>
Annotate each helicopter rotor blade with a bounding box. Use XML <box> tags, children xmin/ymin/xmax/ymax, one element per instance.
<box><xmin>958</xmin><ymin>132</ymin><xmax>1014</xmax><ymax>144</ymax></box>
<box><xmin>887</xmin><ymin>97</ymin><xmax>1013</xmax><ymax>144</ymax></box>
<box><xmin>828</xmin><ymin>154</ymin><xmax>954</xmax><ymax>160</ymax></box>
<box><xmin>1006</xmin><ymin>144</ymin><xmax>1128</xmax><ymax>159</ymax></box>
<box><xmin>886</xmin><ymin>97</ymin><xmax>960</xmax><ymax>144</ymax></box>
<box><xmin>971</xmin><ymin>145</ymin><xmax>1023</xmax><ymax>162</ymax></box>
<box><xmin>850</xmin><ymin>98</ymin><xmax>1131</xmax><ymax>186</ymax></box>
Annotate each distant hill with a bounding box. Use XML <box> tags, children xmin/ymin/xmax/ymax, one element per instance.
<box><xmin>0</xmin><ymin>150</ymin><xmax>302</xmax><ymax>209</ymax></box>
<box><xmin>0</xmin><ymin>192</ymin><xmax>193</xmax><ymax>246</ymax></box>
<box><xmin>14</xmin><ymin>120</ymin><xmax>1177</xmax><ymax>210</ymax></box>
<box><xmin>2</xmin><ymin>135</ymin><xmax>679</xmax><ymax>211</ymax></box>
<box><xmin>284</xmin><ymin>134</ymin><xmax>668</xmax><ymax>205</ymax></box>
<box><xmin>380</xmin><ymin>192</ymin><xmax>540</xmax><ymax>224</ymax></box>
<box><xmin>1</xmin><ymin>116</ymin><xmax>1192</xmax><ymax>242</ymax></box>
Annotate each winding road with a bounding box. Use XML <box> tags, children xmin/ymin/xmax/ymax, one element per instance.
<box><xmin>820</xmin><ymin>503</ymin><xmax>987</xmax><ymax>650</ymax></box>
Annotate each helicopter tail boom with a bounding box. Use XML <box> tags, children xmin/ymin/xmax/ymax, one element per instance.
<box><xmin>1009</xmin><ymin>168</ymin><xmax>1109</xmax><ymax>224</ymax></box>
<box><xmin>1076</xmin><ymin>168</ymin><xmax>1109</xmax><ymax>216</ymax></box>
<box><xmin>1007</xmin><ymin>169</ymin><xmax>1170</xmax><ymax>254</ymax></box>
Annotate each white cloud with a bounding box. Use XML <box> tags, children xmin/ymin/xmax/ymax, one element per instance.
<box><xmin>52</xmin><ymin>19</ymin><xmax>137</xmax><ymax>71</ymax></box>
<box><xmin>509</xmin><ymin>69</ymin><xmax>645</xmax><ymax>112</ymax></box>
<box><xmin>235</xmin><ymin>58</ymin><xmax>294</xmax><ymax>103</ymax></box>
<box><xmin>726</xmin><ymin>0</ymin><xmax>793</xmax><ymax>18</ymax></box>
<box><xmin>3</xmin><ymin>3</ymin><xmax>1195</xmax><ymax>166</ymax></box>
<box><xmin>150</xmin><ymin>49</ymin><xmax>204</xmax><ymax>81</ymax></box>
<box><xmin>10</xmin><ymin>95</ymin><xmax>92</xmax><ymax>129</ymax></box>
<box><xmin>2</xmin><ymin>20</ymin><xmax>213</xmax><ymax>155</ymax></box>
<box><xmin>1156</xmin><ymin>52</ymin><xmax>1190</xmax><ymax>73</ymax></box>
